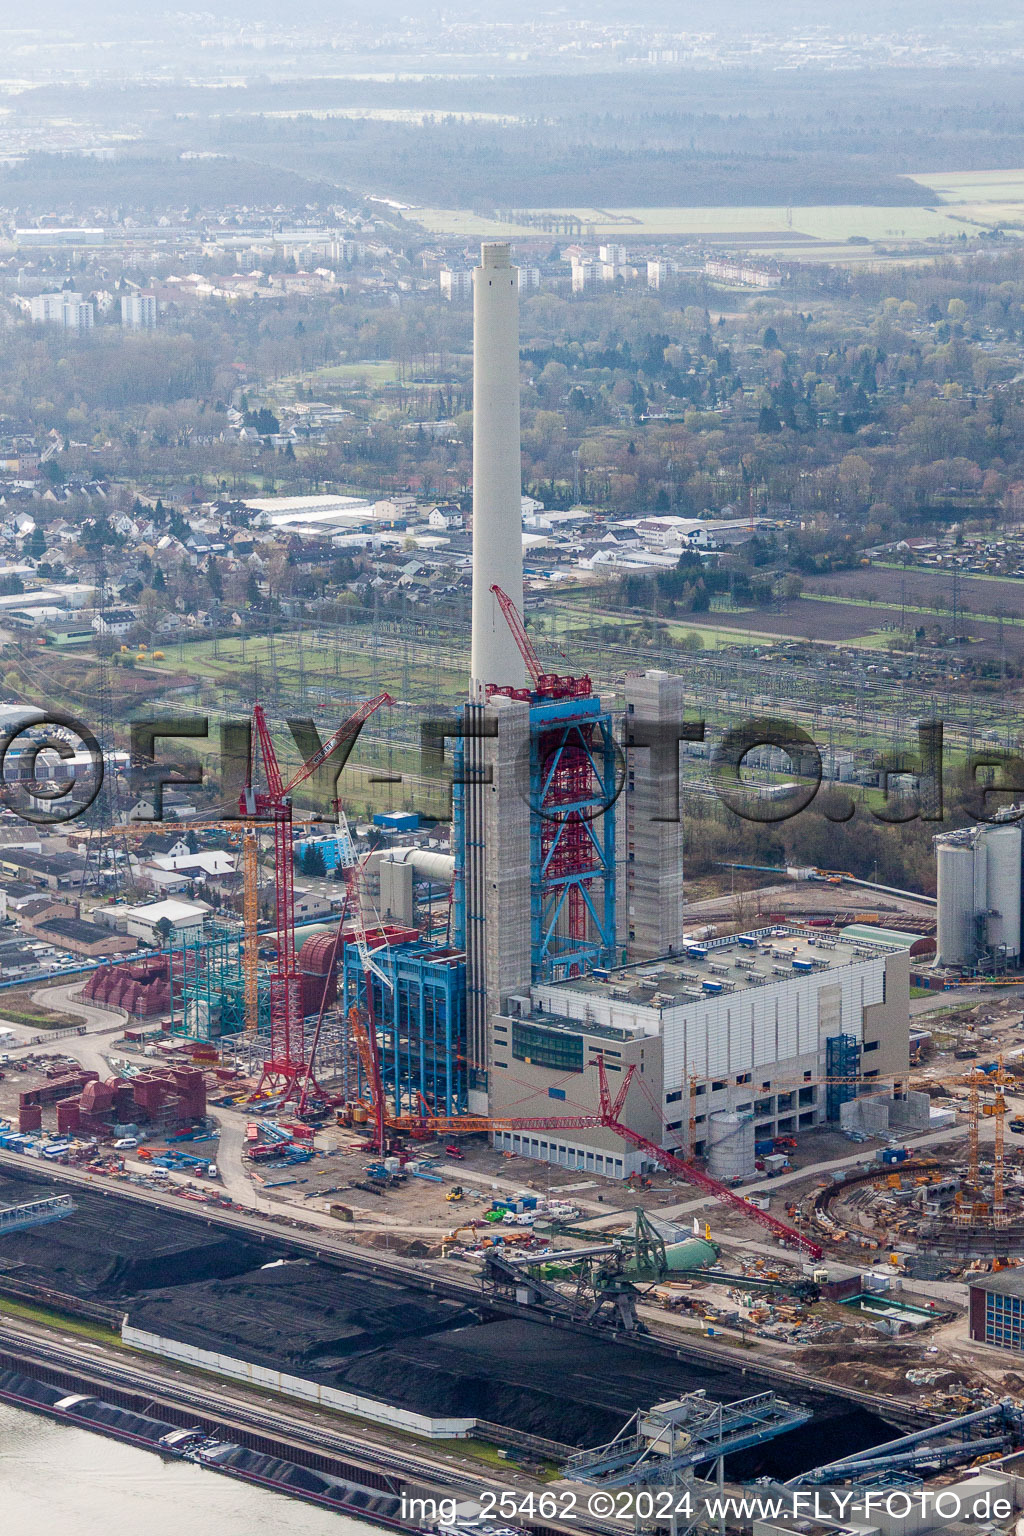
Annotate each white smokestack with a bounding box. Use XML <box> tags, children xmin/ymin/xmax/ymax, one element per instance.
<box><xmin>470</xmin><ymin>241</ymin><xmax>525</xmax><ymax>697</ymax></box>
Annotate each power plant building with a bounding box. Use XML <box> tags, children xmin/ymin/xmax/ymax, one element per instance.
<box><xmin>402</xmin><ymin>238</ymin><xmax>910</xmax><ymax>1172</ymax></box>
<box><xmin>488</xmin><ymin>929</ymin><xmax>911</xmax><ymax>1175</ymax></box>
<box><xmin>167</xmin><ymin>239</ymin><xmax>913</xmax><ymax>1180</ymax></box>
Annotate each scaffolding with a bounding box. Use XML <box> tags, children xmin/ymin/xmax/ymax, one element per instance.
<box><xmin>169</xmin><ymin>920</ymin><xmax>266</xmax><ymax>1043</ymax></box>
<box><xmin>340</xmin><ymin>937</ymin><xmax>466</xmax><ymax>1118</ymax></box>
<box><xmin>825</xmin><ymin>1032</ymin><xmax>862</xmax><ymax>1122</ymax></box>
<box><xmin>529</xmin><ymin>693</ymin><xmax>618</xmax><ymax>981</ymax></box>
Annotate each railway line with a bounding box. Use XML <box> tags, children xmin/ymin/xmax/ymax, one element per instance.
<box><xmin>0</xmin><ymin>1149</ymin><xmax>931</xmax><ymax>1431</ymax></box>
<box><xmin>0</xmin><ymin>1320</ymin><xmax>626</xmax><ymax>1536</ymax></box>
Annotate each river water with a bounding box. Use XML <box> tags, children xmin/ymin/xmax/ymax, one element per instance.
<box><xmin>0</xmin><ymin>1401</ymin><xmax>390</xmax><ymax>1533</ymax></box>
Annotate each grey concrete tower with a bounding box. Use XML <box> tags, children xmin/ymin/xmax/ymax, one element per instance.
<box><xmin>462</xmin><ymin>695</ymin><xmax>532</xmax><ymax>1114</ymax></box>
<box><xmin>470</xmin><ymin>241</ymin><xmax>525</xmax><ymax>697</ymax></box>
<box><xmin>619</xmin><ymin>670</ymin><xmax>687</xmax><ymax>960</ymax></box>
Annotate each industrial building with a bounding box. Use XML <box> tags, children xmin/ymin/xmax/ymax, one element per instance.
<box><xmin>487</xmin><ymin>927</ymin><xmax>911</xmax><ymax>1176</ymax></box>
<box><xmin>165</xmin><ymin>240</ymin><xmax>912</xmax><ymax>1179</ymax></box>
<box><xmin>969</xmin><ymin>1269</ymin><xmax>1024</xmax><ymax>1351</ymax></box>
<box><xmin>618</xmin><ymin>669</ymin><xmax>686</xmax><ymax>960</ymax></box>
<box><xmin>934</xmin><ymin>817</ymin><xmax>1022</xmax><ymax>972</ymax></box>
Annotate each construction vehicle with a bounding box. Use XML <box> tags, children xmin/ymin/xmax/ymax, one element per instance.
<box><xmin>442</xmin><ymin>1224</ymin><xmax>481</xmax><ymax>1253</ymax></box>
<box><xmin>446</xmin><ymin>1186</ymin><xmax>464</xmax><ymax>1203</ymax></box>
<box><xmin>346</xmin><ymin>1008</ymin><xmax>824</xmax><ymax>1260</ymax></box>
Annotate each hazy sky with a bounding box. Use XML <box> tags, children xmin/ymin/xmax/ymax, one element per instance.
<box><xmin>0</xmin><ymin>0</ymin><xmax>1006</xmax><ymax>27</ymax></box>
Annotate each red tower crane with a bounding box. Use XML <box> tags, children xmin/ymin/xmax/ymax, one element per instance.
<box><xmin>488</xmin><ymin>584</ymin><xmax>591</xmax><ymax>700</ymax></box>
<box><xmin>242</xmin><ymin>693</ymin><xmax>393</xmax><ymax>1102</ymax></box>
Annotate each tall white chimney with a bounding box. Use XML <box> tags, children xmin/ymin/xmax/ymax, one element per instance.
<box><xmin>470</xmin><ymin>241</ymin><xmax>525</xmax><ymax>697</ymax></box>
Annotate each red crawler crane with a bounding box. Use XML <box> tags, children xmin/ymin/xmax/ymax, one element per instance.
<box><xmin>487</xmin><ymin>583</ymin><xmax>591</xmax><ymax>701</ymax></box>
<box><xmin>346</xmin><ymin>1013</ymin><xmax>824</xmax><ymax>1259</ymax></box>
<box><xmin>243</xmin><ymin>693</ymin><xmax>393</xmax><ymax>1103</ymax></box>
<box><xmin>591</xmin><ymin>1060</ymin><xmax>823</xmax><ymax>1260</ymax></box>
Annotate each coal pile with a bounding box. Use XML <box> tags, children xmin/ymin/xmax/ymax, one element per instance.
<box><xmin>128</xmin><ymin>1260</ymin><xmax>470</xmax><ymax>1368</ymax></box>
<box><xmin>0</xmin><ymin>1169</ymin><xmax>894</xmax><ymax>1470</ymax></box>
<box><xmin>0</xmin><ymin>1170</ymin><xmax>282</xmax><ymax>1297</ymax></box>
<box><xmin>341</xmin><ymin>1317</ymin><xmax>754</xmax><ymax>1445</ymax></box>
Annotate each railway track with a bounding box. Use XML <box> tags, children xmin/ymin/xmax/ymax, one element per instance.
<box><xmin>0</xmin><ymin>1150</ymin><xmax>930</xmax><ymax>1429</ymax></box>
<box><xmin>0</xmin><ymin>1321</ymin><xmax>626</xmax><ymax>1536</ymax></box>
<box><xmin>0</xmin><ymin>1322</ymin><xmax>487</xmax><ymax>1493</ymax></box>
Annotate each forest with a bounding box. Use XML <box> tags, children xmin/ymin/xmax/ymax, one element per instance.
<box><xmin>9</xmin><ymin>65</ymin><xmax>1024</xmax><ymax>213</ymax></box>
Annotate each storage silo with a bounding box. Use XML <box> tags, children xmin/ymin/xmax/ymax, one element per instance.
<box><xmin>706</xmin><ymin>1110</ymin><xmax>755</xmax><ymax>1181</ymax></box>
<box><xmin>663</xmin><ymin>1236</ymin><xmax>721</xmax><ymax>1273</ymax></box>
<box><xmin>981</xmin><ymin>823</ymin><xmax>1022</xmax><ymax>965</ymax></box>
<box><xmin>935</xmin><ymin>834</ymin><xmax>979</xmax><ymax>968</ymax></box>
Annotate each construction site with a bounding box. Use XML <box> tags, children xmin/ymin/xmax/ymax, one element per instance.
<box><xmin>5</xmin><ymin>242</ymin><xmax>1024</xmax><ymax>1533</ymax></box>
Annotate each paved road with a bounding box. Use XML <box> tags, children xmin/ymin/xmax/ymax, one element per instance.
<box><xmin>910</xmin><ymin>985</ymin><xmax>1024</xmax><ymax>1017</ymax></box>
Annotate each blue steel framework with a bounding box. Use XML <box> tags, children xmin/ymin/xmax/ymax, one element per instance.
<box><xmin>826</xmin><ymin>1031</ymin><xmax>862</xmax><ymax>1121</ymax></box>
<box><xmin>341</xmin><ymin>938</ymin><xmax>467</xmax><ymax>1117</ymax></box>
<box><xmin>453</xmin><ymin>696</ymin><xmax>618</xmax><ymax>984</ymax></box>
<box><xmin>169</xmin><ymin>921</ymin><xmax>257</xmax><ymax>1042</ymax></box>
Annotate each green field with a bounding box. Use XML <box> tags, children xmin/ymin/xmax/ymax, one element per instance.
<box><xmin>309</xmin><ymin>361</ymin><xmax>401</xmax><ymax>385</ymax></box>
<box><xmin>909</xmin><ymin>169</ymin><xmax>1024</xmax><ymax>201</ymax></box>
<box><xmin>415</xmin><ymin>203</ymin><xmax>987</xmax><ymax>243</ymax></box>
<box><xmin>907</xmin><ymin>169</ymin><xmax>1024</xmax><ymax>232</ymax></box>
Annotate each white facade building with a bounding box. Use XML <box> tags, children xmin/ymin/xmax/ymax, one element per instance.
<box><xmin>124</xmin><ymin>898</ymin><xmax>207</xmax><ymax>943</ymax></box>
<box><xmin>29</xmin><ymin>292</ymin><xmax>95</xmax><ymax>331</ymax></box>
<box><xmin>488</xmin><ymin>927</ymin><xmax>911</xmax><ymax>1177</ymax></box>
<box><xmin>440</xmin><ymin>268</ymin><xmax>474</xmax><ymax>300</ymax></box>
<box><xmin>121</xmin><ymin>292</ymin><xmax>158</xmax><ymax>328</ymax></box>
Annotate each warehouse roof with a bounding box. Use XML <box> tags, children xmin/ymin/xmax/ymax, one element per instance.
<box><xmin>968</xmin><ymin>1270</ymin><xmax>1024</xmax><ymax>1299</ymax></box>
<box><xmin>841</xmin><ymin>924</ymin><xmax>919</xmax><ymax>949</ymax></box>
<box><xmin>37</xmin><ymin>916</ymin><xmax>112</xmax><ymax>945</ymax></box>
<box><xmin>124</xmin><ymin>899</ymin><xmax>209</xmax><ymax>923</ymax></box>
<box><xmin>546</xmin><ymin>926</ymin><xmax>905</xmax><ymax>1013</ymax></box>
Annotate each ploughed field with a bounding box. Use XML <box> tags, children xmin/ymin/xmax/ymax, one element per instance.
<box><xmin>686</xmin><ymin>565</ymin><xmax>1024</xmax><ymax>656</ymax></box>
<box><xmin>803</xmin><ymin>567</ymin><xmax>1024</xmax><ymax>617</ymax></box>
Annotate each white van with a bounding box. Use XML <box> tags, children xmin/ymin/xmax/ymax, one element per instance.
<box><xmin>113</xmin><ymin>1137</ymin><xmax>138</xmax><ymax>1151</ymax></box>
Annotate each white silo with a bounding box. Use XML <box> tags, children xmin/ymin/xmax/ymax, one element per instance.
<box><xmin>936</xmin><ymin>834</ymin><xmax>979</xmax><ymax>968</ymax></box>
<box><xmin>470</xmin><ymin>241</ymin><xmax>525</xmax><ymax>697</ymax></box>
<box><xmin>707</xmin><ymin>1110</ymin><xmax>755</xmax><ymax>1181</ymax></box>
<box><xmin>981</xmin><ymin>823</ymin><xmax>1022</xmax><ymax>964</ymax></box>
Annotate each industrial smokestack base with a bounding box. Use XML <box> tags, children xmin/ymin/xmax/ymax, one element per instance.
<box><xmin>470</xmin><ymin>241</ymin><xmax>525</xmax><ymax>697</ymax></box>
